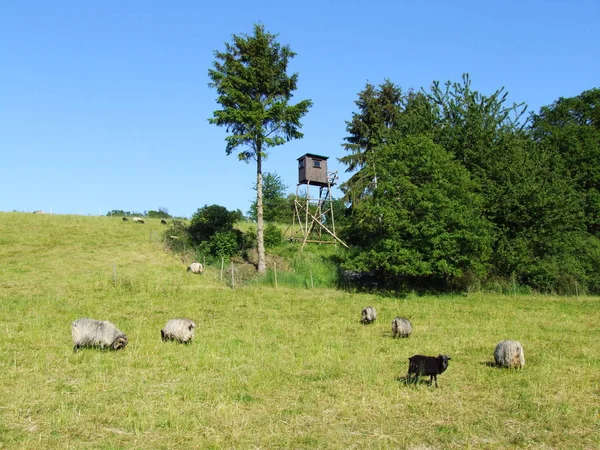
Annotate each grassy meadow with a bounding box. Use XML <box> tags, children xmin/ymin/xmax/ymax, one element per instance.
<box><xmin>0</xmin><ymin>212</ymin><xmax>599</xmax><ymax>449</ymax></box>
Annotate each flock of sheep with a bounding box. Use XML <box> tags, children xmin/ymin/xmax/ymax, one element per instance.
<box><xmin>121</xmin><ymin>217</ymin><xmax>168</xmax><ymax>225</ymax></box>
<box><xmin>69</xmin><ymin>299</ymin><xmax>524</xmax><ymax>390</ymax></box>
<box><xmin>360</xmin><ymin>306</ymin><xmax>525</xmax><ymax>388</ymax></box>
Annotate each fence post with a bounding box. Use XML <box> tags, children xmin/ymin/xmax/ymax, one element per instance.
<box><xmin>220</xmin><ymin>257</ymin><xmax>224</xmax><ymax>281</ymax></box>
<box><xmin>230</xmin><ymin>260</ymin><xmax>235</xmax><ymax>290</ymax></box>
<box><xmin>274</xmin><ymin>262</ymin><xmax>278</xmax><ymax>289</ymax></box>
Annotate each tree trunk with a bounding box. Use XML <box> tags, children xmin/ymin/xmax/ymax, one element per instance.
<box><xmin>256</xmin><ymin>153</ymin><xmax>266</xmax><ymax>273</ymax></box>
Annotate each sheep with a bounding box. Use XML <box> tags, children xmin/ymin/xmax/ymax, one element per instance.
<box><xmin>407</xmin><ymin>354</ymin><xmax>451</xmax><ymax>387</ymax></box>
<box><xmin>133</xmin><ymin>217</ymin><xmax>145</xmax><ymax>224</ymax></box>
<box><xmin>160</xmin><ymin>219</ymin><xmax>167</xmax><ymax>225</ymax></box>
<box><xmin>187</xmin><ymin>262</ymin><xmax>204</xmax><ymax>274</ymax></box>
<box><xmin>161</xmin><ymin>318</ymin><xmax>196</xmax><ymax>344</ymax></box>
<box><xmin>494</xmin><ymin>340</ymin><xmax>525</xmax><ymax>368</ymax></box>
<box><xmin>71</xmin><ymin>318</ymin><xmax>128</xmax><ymax>352</ymax></box>
<box><xmin>122</xmin><ymin>217</ymin><xmax>129</xmax><ymax>222</ymax></box>
<box><xmin>392</xmin><ymin>316</ymin><xmax>412</xmax><ymax>338</ymax></box>
<box><xmin>361</xmin><ymin>306</ymin><xmax>377</xmax><ymax>324</ymax></box>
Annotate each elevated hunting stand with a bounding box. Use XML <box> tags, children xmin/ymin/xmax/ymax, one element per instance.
<box><xmin>289</xmin><ymin>153</ymin><xmax>347</xmax><ymax>248</ymax></box>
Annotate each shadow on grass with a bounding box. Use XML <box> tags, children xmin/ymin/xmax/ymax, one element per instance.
<box><xmin>396</xmin><ymin>375</ymin><xmax>437</xmax><ymax>387</ymax></box>
<box><xmin>481</xmin><ymin>360</ymin><xmax>506</xmax><ymax>369</ymax></box>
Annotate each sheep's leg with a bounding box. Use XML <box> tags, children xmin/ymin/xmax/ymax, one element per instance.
<box><xmin>434</xmin><ymin>375</ymin><xmax>438</xmax><ymax>388</ymax></box>
<box><xmin>73</xmin><ymin>344</ymin><xmax>80</xmax><ymax>353</ymax></box>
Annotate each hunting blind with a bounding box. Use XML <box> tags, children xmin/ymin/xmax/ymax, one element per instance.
<box><xmin>288</xmin><ymin>153</ymin><xmax>347</xmax><ymax>248</ymax></box>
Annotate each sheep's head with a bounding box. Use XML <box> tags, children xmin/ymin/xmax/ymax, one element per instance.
<box><xmin>113</xmin><ymin>335</ymin><xmax>128</xmax><ymax>350</ymax></box>
<box><xmin>437</xmin><ymin>354</ymin><xmax>451</xmax><ymax>372</ymax></box>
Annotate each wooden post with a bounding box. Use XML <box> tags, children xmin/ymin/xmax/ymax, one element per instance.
<box><xmin>310</xmin><ymin>269</ymin><xmax>314</xmax><ymax>289</ymax></box>
<box><xmin>512</xmin><ymin>275</ymin><xmax>517</xmax><ymax>300</ymax></box>
<box><xmin>230</xmin><ymin>260</ymin><xmax>235</xmax><ymax>290</ymax></box>
<box><xmin>274</xmin><ymin>262</ymin><xmax>278</xmax><ymax>289</ymax></box>
<box><xmin>220</xmin><ymin>257</ymin><xmax>224</xmax><ymax>281</ymax></box>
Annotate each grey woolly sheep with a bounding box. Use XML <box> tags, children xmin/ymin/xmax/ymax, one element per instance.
<box><xmin>361</xmin><ymin>306</ymin><xmax>377</xmax><ymax>324</ymax></box>
<box><xmin>133</xmin><ymin>217</ymin><xmax>145</xmax><ymax>224</ymax></box>
<box><xmin>494</xmin><ymin>340</ymin><xmax>525</xmax><ymax>368</ymax></box>
<box><xmin>407</xmin><ymin>354</ymin><xmax>451</xmax><ymax>388</ymax></box>
<box><xmin>392</xmin><ymin>316</ymin><xmax>412</xmax><ymax>338</ymax></box>
<box><xmin>71</xmin><ymin>318</ymin><xmax>128</xmax><ymax>352</ymax></box>
<box><xmin>161</xmin><ymin>318</ymin><xmax>196</xmax><ymax>344</ymax></box>
<box><xmin>187</xmin><ymin>262</ymin><xmax>204</xmax><ymax>274</ymax></box>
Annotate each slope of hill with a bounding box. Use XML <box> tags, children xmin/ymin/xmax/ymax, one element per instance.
<box><xmin>0</xmin><ymin>212</ymin><xmax>598</xmax><ymax>449</ymax></box>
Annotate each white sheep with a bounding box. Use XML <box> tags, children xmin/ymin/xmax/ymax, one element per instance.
<box><xmin>392</xmin><ymin>316</ymin><xmax>412</xmax><ymax>338</ymax></box>
<box><xmin>187</xmin><ymin>262</ymin><xmax>204</xmax><ymax>274</ymax></box>
<box><xmin>361</xmin><ymin>306</ymin><xmax>377</xmax><ymax>324</ymax></box>
<box><xmin>161</xmin><ymin>318</ymin><xmax>196</xmax><ymax>344</ymax></box>
<box><xmin>71</xmin><ymin>318</ymin><xmax>128</xmax><ymax>352</ymax></box>
<box><xmin>494</xmin><ymin>340</ymin><xmax>525</xmax><ymax>368</ymax></box>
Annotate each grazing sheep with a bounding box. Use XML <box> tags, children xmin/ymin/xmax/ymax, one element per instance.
<box><xmin>122</xmin><ymin>217</ymin><xmax>129</xmax><ymax>222</ymax></box>
<box><xmin>161</xmin><ymin>318</ymin><xmax>196</xmax><ymax>344</ymax></box>
<box><xmin>71</xmin><ymin>318</ymin><xmax>128</xmax><ymax>352</ymax></box>
<box><xmin>361</xmin><ymin>306</ymin><xmax>377</xmax><ymax>324</ymax></box>
<box><xmin>392</xmin><ymin>316</ymin><xmax>412</xmax><ymax>338</ymax></box>
<box><xmin>160</xmin><ymin>219</ymin><xmax>167</xmax><ymax>225</ymax></box>
<box><xmin>133</xmin><ymin>217</ymin><xmax>145</xmax><ymax>224</ymax></box>
<box><xmin>407</xmin><ymin>354</ymin><xmax>451</xmax><ymax>387</ymax></box>
<box><xmin>494</xmin><ymin>340</ymin><xmax>525</xmax><ymax>368</ymax></box>
<box><xmin>187</xmin><ymin>262</ymin><xmax>204</xmax><ymax>274</ymax></box>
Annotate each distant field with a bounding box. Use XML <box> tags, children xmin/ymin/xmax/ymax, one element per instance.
<box><xmin>0</xmin><ymin>212</ymin><xmax>599</xmax><ymax>449</ymax></box>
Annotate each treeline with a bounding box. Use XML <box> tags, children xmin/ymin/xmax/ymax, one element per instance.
<box><xmin>107</xmin><ymin>207</ymin><xmax>173</xmax><ymax>219</ymax></box>
<box><xmin>337</xmin><ymin>74</ymin><xmax>600</xmax><ymax>294</ymax></box>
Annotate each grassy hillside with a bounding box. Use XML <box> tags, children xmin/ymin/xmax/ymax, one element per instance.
<box><xmin>0</xmin><ymin>212</ymin><xmax>599</xmax><ymax>449</ymax></box>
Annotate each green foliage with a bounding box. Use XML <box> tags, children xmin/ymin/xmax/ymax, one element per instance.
<box><xmin>342</xmin><ymin>135</ymin><xmax>492</xmax><ymax>288</ymax></box>
<box><xmin>340</xmin><ymin>74</ymin><xmax>600</xmax><ymax>294</ymax></box>
<box><xmin>209</xmin><ymin>230</ymin><xmax>239</xmax><ymax>258</ymax></box>
<box><xmin>208</xmin><ymin>23</ymin><xmax>313</xmax><ymax>159</ymax></box>
<box><xmin>531</xmin><ymin>88</ymin><xmax>600</xmax><ymax>234</ymax></box>
<box><xmin>189</xmin><ymin>204</ymin><xmax>238</xmax><ymax>244</ymax></box>
<box><xmin>106</xmin><ymin>209</ymin><xmax>144</xmax><ymax>217</ymax></box>
<box><xmin>163</xmin><ymin>220</ymin><xmax>193</xmax><ymax>254</ymax></box>
<box><xmin>147</xmin><ymin>207</ymin><xmax>172</xmax><ymax>219</ymax></box>
<box><xmin>248</xmin><ymin>172</ymin><xmax>291</xmax><ymax>222</ymax></box>
<box><xmin>264</xmin><ymin>223</ymin><xmax>283</xmax><ymax>248</ymax></box>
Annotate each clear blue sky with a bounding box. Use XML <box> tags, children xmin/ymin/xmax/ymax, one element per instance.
<box><xmin>1</xmin><ymin>0</ymin><xmax>598</xmax><ymax>218</ymax></box>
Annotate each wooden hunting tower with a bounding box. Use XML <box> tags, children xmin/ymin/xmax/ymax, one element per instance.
<box><xmin>289</xmin><ymin>153</ymin><xmax>347</xmax><ymax>248</ymax></box>
<box><xmin>298</xmin><ymin>153</ymin><xmax>329</xmax><ymax>187</ymax></box>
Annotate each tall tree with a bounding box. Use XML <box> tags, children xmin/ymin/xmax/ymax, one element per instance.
<box><xmin>340</xmin><ymin>79</ymin><xmax>403</xmax><ymax>200</ymax></box>
<box><xmin>531</xmin><ymin>88</ymin><xmax>600</xmax><ymax>234</ymax></box>
<box><xmin>208</xmin><ymin>24</ymin><xmax>313</xmax><ymax>273</ymax></box>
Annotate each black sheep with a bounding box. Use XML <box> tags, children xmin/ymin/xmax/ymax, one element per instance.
<box><xmin>407</xmin><ymin>354</ymin><xmax>451</xmax><ymax>387</ymax></box>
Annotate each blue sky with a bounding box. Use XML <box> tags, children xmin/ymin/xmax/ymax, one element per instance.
<box><xmin>1</xmin><ymin>0</ymin><xmax>598</xmax><ymax>218</ymax></box>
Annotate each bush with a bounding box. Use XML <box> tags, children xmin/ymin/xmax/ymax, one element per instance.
<box><xmin>209</xmin><ymin>230</ymin><xmax>239</xmax><ymax>258</ymax></box>
<box><xmin>264</xmin><ymin>223</ymin><xmax>283</xmax><ymax>248</ymax></box>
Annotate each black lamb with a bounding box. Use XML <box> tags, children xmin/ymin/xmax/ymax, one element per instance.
<box><xmin>407</xmin><ymin>354</ymin><xmax>451</xmax><ymax>388</ymax></box>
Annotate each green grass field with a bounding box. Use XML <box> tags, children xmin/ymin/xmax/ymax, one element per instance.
<box><xmin>1</xmin><ymin>212</ymin><xmax>599</xmax><ymax>449</ymax></box>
